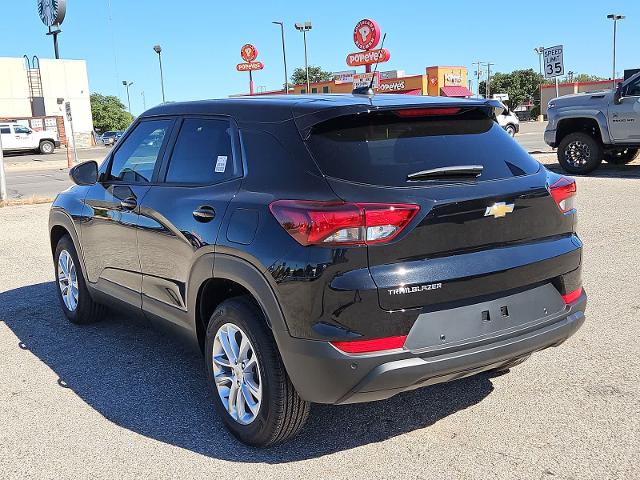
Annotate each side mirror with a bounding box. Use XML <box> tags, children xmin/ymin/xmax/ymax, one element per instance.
<box><xmin>614</xmin><ymin>83</ymin><xmax>624</xmax><ymax>104</ymax></box>
<box><xmin>69</xmin><ymin>161</ymin><xmax>98</xmax><ymax>186</ymax></box>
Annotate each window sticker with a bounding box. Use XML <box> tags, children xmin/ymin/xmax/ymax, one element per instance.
<box><xmin>215</xmin><ymin>155</ymin><xmax>228</xmax><ymax>173</ymax></box>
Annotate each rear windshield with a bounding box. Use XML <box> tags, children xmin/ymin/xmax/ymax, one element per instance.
<box><xmin>306</xmin><ymin>109</ymin><xmax>539</xmax><ymax>186</ymax></box>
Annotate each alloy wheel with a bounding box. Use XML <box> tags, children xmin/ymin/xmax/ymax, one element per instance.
<box><xmin>57</xmin><ymin>250</ymin><xmax>79</xmax><ymax>311</ymax></box>
<box><xmin>565</xmin><ymin>140</ymin><xmax>591</xmax><ymax>167</ymax></box>
<box><xmin>212</xmin><ymin>323</ymin><xmax>262</xmax><ymax>425</ymax></box>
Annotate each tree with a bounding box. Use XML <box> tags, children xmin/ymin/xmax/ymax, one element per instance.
<box><xmin>289</xmin><ymin>65</ymin><xmax>333</xmax><ymax>86</ymax></box>
<box><xmin>90</xmin><ymin>93</ymin><xmax>134</xmax><ymax>132</ymax></box>
<box><xmin>479</xmin><ymin>69</ymin><xmax>543</xmax><ymax>110</ymax></box>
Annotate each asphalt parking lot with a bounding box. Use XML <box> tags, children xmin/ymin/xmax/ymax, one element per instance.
<box><xmin>1</xmin><ymin>172</ymin><xmax>638</xmax><ymax>479</ymax></box>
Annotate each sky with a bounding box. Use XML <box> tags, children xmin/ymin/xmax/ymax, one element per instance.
<box><xmin>1</xmin><ymin>0</ymin><xmax>637</xmax><ymax>114</ymax></box>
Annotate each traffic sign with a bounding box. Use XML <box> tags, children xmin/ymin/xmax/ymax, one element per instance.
<box><xmin>544</xmin><ymin>45</ymin><xmax>564</xmax><ymax>78</ymax></box>
<box><xmin>64</xmin><ymin>101</ymin><xmax>72</xmax><ymax>121</ymax></box>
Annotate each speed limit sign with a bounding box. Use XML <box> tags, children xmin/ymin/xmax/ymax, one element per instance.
<box><xmin>544</xmin><ymin>45</ymin><xmax>564</xmax><ymax>78</ymax></box>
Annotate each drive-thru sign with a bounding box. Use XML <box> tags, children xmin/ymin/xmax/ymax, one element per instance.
<box><xmin>544</xmin><ymin>45</ymin><xmax>564</xmax><ymax>78</ymax></box>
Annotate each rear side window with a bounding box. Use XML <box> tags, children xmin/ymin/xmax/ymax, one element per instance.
<box><xmin>306</xmin><ymin>109</ymin><xmax>539</xmax><ymax>186</ymax></box>
<box><xmin>165</xmin><ymin>118</ymin><xmax>237</xmax><ymax>184</ymax></box>
<box><xmin>109</xmin><ymin>119</ymin><xmax>172</xmax><ymax>183</ymax></box>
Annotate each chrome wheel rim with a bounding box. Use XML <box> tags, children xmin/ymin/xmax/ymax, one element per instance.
<box><xmin>41</xmin><ymin>142</ymin><xmax>53</xmax><ymax>153</ymax></box>
<box><xmin>57</xmin><ymin>250</ymin><xmax>78</xmax><ymax>311</ymax></box>
<box><xmin>565</xmin><ymin>140</ymin><xmax>591</xmax><ymax>167</ymax></box>
<box><xmin>212</xmin><ymin>323</ymin><xmax>262</xmax><ymax>425</ymax></box>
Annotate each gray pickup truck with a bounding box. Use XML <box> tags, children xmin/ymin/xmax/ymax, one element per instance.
<box><xmin>544</xmin><ymin>72</ymin><xmax>640</xmax><ymax>174</ymax></box>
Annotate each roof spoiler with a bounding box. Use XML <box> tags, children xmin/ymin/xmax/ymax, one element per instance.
<box><xmin>485</xmin><ymin>99</ymin><xmax>506</xmax><ymax>119</ymax></box>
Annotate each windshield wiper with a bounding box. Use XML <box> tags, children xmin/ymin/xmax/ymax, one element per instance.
<box><xmin>406</xmin><ymin>165</ymin><xmax>483</xmax><ymax>181</ymax></box>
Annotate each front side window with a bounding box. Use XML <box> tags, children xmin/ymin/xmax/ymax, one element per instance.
<box><xmin>14</xmin><ymin>125</ymin><xmax>31</xmax><ymax>134</ymax></box>
<box><xmin>165</xmin><ymin>118</ymin><xmax>237</xmax><ymax>184</ymax></box>
<box><xmin>626</xmin><ymin>77</ymin><xmax>640</xmax><ymax>96</ymax></box>
<box><xmin>0</xmin><ymin>127</ymin><xmax>10</xmax><ymax>134</ymax></box>
<box><xmin>108</xmin><ymin>119</ymin><xmax>172</xmax><ymax>183</ymax></box>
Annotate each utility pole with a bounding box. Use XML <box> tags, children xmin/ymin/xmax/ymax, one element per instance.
<box><xmin>607</xmin><ymin>14</ymin><xmax>625</xmax><ymax>89</ymax></box>
<box><xmin>0</xmin><ymin>129</ymin><xmax>7</xmax><ymax>201</ymax></box>
<box><xmin>486</xmin><ymin>63</ymin><xmax>494</xmax><ymax>98</ymax></box>
<box><xmin>273</xmin><ymin>21</ymin><xmax>289</xmax><ymax>93</ymax></box>
<box><xmin>473</xmin><ymin>61</ymin><xmax>486</xmax><ymax>97</ymax></box>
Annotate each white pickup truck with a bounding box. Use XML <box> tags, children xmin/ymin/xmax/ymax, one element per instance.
<box><xmin>0</xmin><ymin>122</ymin><xmax>60</xmax><ymax>154</ymax></box>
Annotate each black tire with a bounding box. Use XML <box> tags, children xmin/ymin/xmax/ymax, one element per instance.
<box><xmin>604</xmin><ymin>148</ymin><xmax>639</xmax><ymax>165</ymax></box>
<box><xmin>54</xmin><ymin>234</ymin><xmax>107</xmax><ymax>324</ymax></box>
<box><xmin>557</xmin><ymin>132</ymin><xmax>603</xmax><ymax>175</ymax></box>
<box><xmin>505</xmin><ymin>124</ymin><xmax>516</xmax><ymax>137</ymax></box>
<box><xmin>39</xmin><ymin>140</ymin><xmax>55</xmax><ymax>154</ymax></box>
<box><xmin>205</xmin><ymin>296</ymin><xmax>310</xmax><ymax>447</ymax></box>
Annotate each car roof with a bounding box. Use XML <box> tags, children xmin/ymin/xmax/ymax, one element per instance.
<box><xmin>141</xmin><ymin>94</ymin><xmax>491</xmax><ymax>124</ymax></box>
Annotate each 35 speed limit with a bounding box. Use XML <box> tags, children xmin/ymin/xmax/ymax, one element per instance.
<box><xmin>543</xmin><ymin>45</ymin><xmax>564</xmax><ymax>78</ymax></box>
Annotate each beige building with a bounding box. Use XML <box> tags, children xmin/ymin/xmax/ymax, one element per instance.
<box><xmin>0</xmin><ymin>57</ymin><xmax>94</xmax><ymax>147</ymax></box>
<box><xmin>541</xmin><ymin>79</ymin><xmax>620</xmax><ymax>116</ymax></box>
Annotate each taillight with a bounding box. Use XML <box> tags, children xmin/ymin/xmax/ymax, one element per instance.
<box><xmin>269</xmin><ymin>200</ymin><xmax>419</xmax><ymax>246</ymax></box>
<box><xmin>395</xmin><ymin>107</ymin><xmax>462</xmax><ymax>117</ymax></box>
<box><xmin>549</xmin><ymin>176</ymin><xmax>577</xmax><ymax>213</ymax></box>
<box><xmin>330</xmin><ymin>335</ymin><xmax>407</xmax><ymax>354</ymax></box>
<box><xmin>562</xmin><ymin>287</ymin><xmax>583</xmax><ymax>304</ymax></box>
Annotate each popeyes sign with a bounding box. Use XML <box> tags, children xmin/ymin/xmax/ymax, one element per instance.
<box><xmin>346</xmin><ymin>19</ymin><xmax>390</xmax><ymax>69</ymax></box>
<box><xmin>236</xmin><ymin>44</ymin><xmax>264</xmax><ymax>71</ymax></box>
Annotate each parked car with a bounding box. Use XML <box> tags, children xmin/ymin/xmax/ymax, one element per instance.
<box><xmin>100</xmin><ymin>130</ymin><xmax>123</xmax><ymax>147</ymax></box>
<box><xmin>496</xmin><ymin>105</ymin><xmax>520</xmax><ymax>136</ymax></box>
<box><xmin>0</xmin><ymin>122</ymin><xmax>60</xmax><ymax>154</ymax></box>
<box><xmin>49</xmin><ymin>94</ymin><xmax>587</xmax><ymax>447</ymax></box>
<box><xmin>545</xmin><ymin>71</ymin><xmax>640</xmax><ymax>174</ymax></box>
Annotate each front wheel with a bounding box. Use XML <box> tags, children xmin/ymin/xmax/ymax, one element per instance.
<box><xmin>205</xmin><ymin>296</ymin><xmax>310</xmax><ymax>447</ymax></box>
<box><xmin>505</xmin><ymin>124</ymin><xmax>517</xmax><ymax>137</ymax></box>
<box><xmin>557</xmin><ymin>132</ymin><xmax>603</xmax><ymax>175</ymax></box>
<box><xmin>604</xmin><ymin>148</ymin><xmax>639</xmax><ymax>165</ymax></box>
<box><xmin>54</xmin><ymin>235</ymin><xmax>106</xmax><ymax>324</ymax></box>
<box><xmin>39</xmin><ymin>140</ymin><xmax>55</xmax><ymax>154</ymax></box>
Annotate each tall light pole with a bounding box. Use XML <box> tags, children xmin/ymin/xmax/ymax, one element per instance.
<box><xmin>294</xmin><ymin>22</ymin><xmax>312</xmax><ymax>92</ymax></box>
<box><xmin>534</xmin><ymin>46</ymin><xmax>545</xmax><ymax>77</ymax></box>
<box><xmin>122</xmin><ymin>80</ymin><xmax>133</xmax><ymax>113</ymax></box>
<box><xmin>607</xmin><ymin>14</ymin><xmax>625</xmax><ymax>89</ymax></box>
<box><xmin>153</xmin><ymin>44</ymin><xmax>166</xmax><ymax>103</ymax></box>
<box><xmin>273</xmin><ymin>21</ymin><xmax>289</xmax><ymax>94</ymax></box>
<box><xmin>141</xmin><ymin>90</ymin><xmax>146</xmax><ymax>111</ymax></box>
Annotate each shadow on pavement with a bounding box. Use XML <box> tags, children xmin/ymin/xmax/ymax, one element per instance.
<box><xmin>1</xmin><ymin>282</ymin><xmax>495</xmax><ymax>462</ymax></box>
<box><xmin>544</xmin><ymin>162</ymin><xmax>640</xmax><ymax>179</ymax></box>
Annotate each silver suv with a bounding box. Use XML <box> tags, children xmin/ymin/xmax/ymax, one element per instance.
<box><xmin>544</xmin><ymin>72</ymin><xmax>640</xmax><ymax>174</ymax></box>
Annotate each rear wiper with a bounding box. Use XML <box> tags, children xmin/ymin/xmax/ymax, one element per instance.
<box><xmin>406</xmin><ymin>165</ymin><xmax>483</xmax><ymax>181</ymax></box>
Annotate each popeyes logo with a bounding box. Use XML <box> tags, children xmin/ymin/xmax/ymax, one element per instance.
<box><xmin>353</xmin><ymin>19</ymin><xmax>381</xmax><ymax>51</ymax></box>
<box><xmin>240</xmin><ymin>44</ymin><xmax>258</xmax><ymax>62</ymax></box>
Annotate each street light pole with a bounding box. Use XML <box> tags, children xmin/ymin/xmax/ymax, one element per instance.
<box><xmin>122</xmin><ymin>80</ymin><xmax>133</xmax><ymax>113</ymax></box>
<box><xmin>141</xmin><ymin>90</ymin><xmax>146</xmax><ymax>111</ymax></box>
<box><xmin>295</xmin><ymin>22</ymin><xmax>312</xmax><ymax>92</ymax></box>
<box><xmin>153</xmin><ymin>45</ymin><xmax>166</xmax><ymax>103</ymax></box>
<box><xmin>273</xmin><ymin>21</ymin><xmax>289</xmax><ymax>94</ymax></box>
<box><xmin>0</xmin><ymin>129</ymin><xmax>6</xmax><ymax>201</ymax></box>
<box><xmin>607</xmin><ymin>14</ymin><xmax>625</xmax><ymax>89</ymax></box>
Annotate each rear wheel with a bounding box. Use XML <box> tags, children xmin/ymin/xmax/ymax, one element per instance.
<box><xmin>604</xmin><ymin>148</ymin><xmax>638</xmax><ymax>165</ymax></box>
<box><xmin>39</xmin><ymin>140</ymin><xmax>55</xmax><ymax>154</ymax></box>
<box><xmin>54</xmin><ymin>235</ymin><xmax>106</xmax><ymax>324</ymax></box>
<box><xmin>205</xmin><ymin>296</ymin><xmax>310</xmax><ymax>447</ymax></box>
<box><xmin>557</xmin><ymin>132</ymin><xmax>603</xmax><ymax>175</ymax></box>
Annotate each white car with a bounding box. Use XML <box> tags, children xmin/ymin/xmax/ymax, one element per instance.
<box><xmin>0</xmin><ymin>122</ymin><xmax>60</xmax><ymax>154</ymax></box>
<box><xmin>496</xmin><ymin>107</ymin><xmax>520</xmax><ymax>136</ymax></box>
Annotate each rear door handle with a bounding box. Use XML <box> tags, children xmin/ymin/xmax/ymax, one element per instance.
<box><xmin>193</xmin><ymin>205</ymin><xmax>216</xmax><ymax>222</ymax></box>
<box><xmin>120</xmin><ymin>197</ymin><xmax>137</xmax><ymax>210</ymax></box>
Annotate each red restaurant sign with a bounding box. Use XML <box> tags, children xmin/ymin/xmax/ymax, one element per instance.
<box><xmin>236</xmin><ymin>61</ymin><xmax>264</xmax><ymax>71</ymax></box>
<box><xmin>240</xmin><ymin>44</ymin><xmax>258</xmax><ymax>62</ymax></box>
<box><xmin>346</xmin><ymin>48</ymin><xmax>390</xmax><ymax>67</ymax></box>
<box><xmin>353</xmin><ymin>19</ymin><xmax>380</xmax><ymax>51</ymax></box>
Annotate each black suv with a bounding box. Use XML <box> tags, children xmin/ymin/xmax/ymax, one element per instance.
<box><xmin>49</xmin><ymin>94</ymin><xmax>586</xmax><ymax>446</ymax></box>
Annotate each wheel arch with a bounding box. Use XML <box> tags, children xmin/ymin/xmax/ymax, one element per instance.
<box><xmin>555</xmin><ymin>112</ymin><xmax>609</xmax><ymax>146</ymax></box>
<box><xmin>49</xmin><ymin>208</ymin><xmax>90</xmax><ymax>285</ymax></box>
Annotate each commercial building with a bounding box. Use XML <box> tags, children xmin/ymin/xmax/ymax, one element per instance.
<box><xmin>0</xmin><ymin>56</ymin><xmax>94</xmax><ymax>147</ymax></box>
<box><xmin>248</xmin><ymin>66</ymin><xmax>473</xmax><ymax>98</ymax></box>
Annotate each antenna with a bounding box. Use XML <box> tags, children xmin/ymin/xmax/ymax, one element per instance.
<box><xmin>368</xmin><ymin>33</ymin><xmax>387</xmax><ymax>90</ymax></box>
<box><xmin>352</xmin><ymin>33</ymin><xmax>387</xmax><ymax>96</ymax></box>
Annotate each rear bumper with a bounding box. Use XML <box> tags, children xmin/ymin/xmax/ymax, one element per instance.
<box><xmin>277</xmin><ymin>289</ymin><xmax>586</xmax><ymax>405</ymax></box>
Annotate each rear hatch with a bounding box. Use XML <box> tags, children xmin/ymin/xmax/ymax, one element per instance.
<box><xmin>302</xmin><ymin>104</ymin><xmax>580</xmax><ymax>311</ymax></box>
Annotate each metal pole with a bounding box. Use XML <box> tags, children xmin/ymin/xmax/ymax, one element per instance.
<box><xmin>612</xmin><ymin>19</ymin><xmax>617</xmax><ymax>89</ymax></box>
<box><xmin>249</xmin><ymin>70</ymin><xmax>254</xmax><ymax>96</ymax></box>
<box><xmin>555</xmin><ymin>77</ymin><xmax>559</xmax><ymax>98</ymax></box>
<box><xmin>141</xmin><ymin>90</ymin><xmax>146</xmax><ymax>110</ymax></box>
<box><xmin>486</xmin><ymin>63</ymin><xmax>491</xmax><ymax>98</ymax></box>
<box><xmin>0</xmin><ymin>131</ymin><xmax>7</xmax><ymax>201</ymax></box>
<box><xmin>274</xmin><ymin>22</ymin><xmax>289</xmax><ymax>93</ymax></box>
<box><xmin>53</xmin><ymin>31</ymin><xmax>60</xmax><ymax>59</ymax></box>
<box><xmin>158</xmin><ymin>52</ymin><xmax>166</xmax><ymax>103</ymax></box>
<box><xmin>303</xmin><ymin>30</ymin><xmax>310</xmax><ymax>92</ymax></box>
<box><xmin>125</xmin><ymin>84</ymin><xmax>131</xmax><ymax>113</ymax></box>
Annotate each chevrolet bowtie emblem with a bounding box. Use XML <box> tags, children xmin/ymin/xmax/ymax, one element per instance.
<box><xmin>485</xmin><ymin>202</ymin><xmax>515</xmax><ymax>218</ymax></box>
